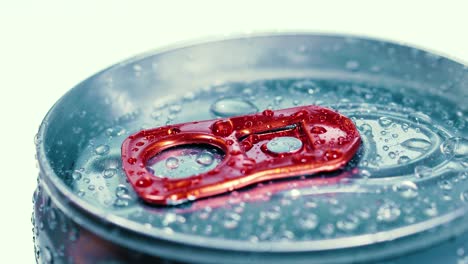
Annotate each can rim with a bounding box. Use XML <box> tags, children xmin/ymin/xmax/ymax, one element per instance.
<box><xmin>36</xmin><ymin>32</ymin><xmax>468</xmax><ymax>262</ymax></box>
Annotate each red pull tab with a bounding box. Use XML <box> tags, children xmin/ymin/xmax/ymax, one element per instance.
<box><xmin>121</xmin><ymin>105</ymin><xmax>361</xmax><ymax>205</ymax></box>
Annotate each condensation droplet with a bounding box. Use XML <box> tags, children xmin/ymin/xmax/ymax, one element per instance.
<box><xmin>71</xmin><ymin>171</ymin><xmax>82</xmax><ymax>181</ymax></box>
<box><xmin>210</xmin><ymin>97</ymin><xmax>258</xmax><ymax>117</ymax></box>
<box><xmin>397</xmin><ymin>155</ymin><xmax>411</xmax><ymax>164</ymax></box>
<box><xmin>392</xmin><ymin>181</ymin><xmax>418</xmax><ymax>199</ymax></box>
<box><xmin>440</xmin><ymin>137</ymin><xmax>468</xmax><ymax>160</ymax></box>
<box><xmin>103</xmin><ymin>168</ymin><xmax>117</xmax><ymax>179</ymax></box>
<box><xmin>378</xmin><ymin>117</ymin><xmax>393</xmax><ymax>128</ymax></box>
<box><xmin>165</xmin><ymin>157</ymin><xmax>180</xmax><ymax>169</ymax></box>
<box><xmin>296</xmin><ymin>213</ymin><xmax>319</xmax><ymax>230</ymax></box>
<box><xmin>114</xmin><ymin>198</ymin><xmax>130</xmax><ymax>207</ymax></box>
<box><xmin>319</xmin><ymin>223</ymin><xmax>335</xmax><ymax>236</ymax></box>
<box><xmin>222</xmin><ymin>212</ymin><xmax>241</xmax><ymax>229</ymax></box>
<box><xmin>359</xmin><ymin>169</ymin><xmax>372</xmax><ymax>178</ymax></box>
<box><xmin>377</xmin><ymin>201</ymin><xmax>401</xmax><ymax>222</ymax></box>
<box><xmin>196</xmin><ymin>152</ymin><xmax>214</xmax><ymax>166</ymax></box>
<box><xmin>358</xmin><ymin>123</ymin><xmax>373</xmax><ymax>135</ymax></box>
<box><xmin>43</xmin><ymin>246</ymin><xmax>53</xmax><ymax>264</ymax></box>
<box><xmin>115</xmin><ymin>185</ymin><xmax>130</xmax><ymax>198</ymax></box>
<box><xmin>105</xmin><ymin>126</ymin><xmax>125</xmax><ymax>137</ymax></box>
<box><xmin>266</xmin><ymin>136</ymin><xmax>303</xmax><ymax>154</ymax></box>
<box><xmin>460</xmin><ymin>190</ymin><xmax>468</xmax><ymax>203</ymax></box>
<box><xmin>414</xmin><ymin>165</ymin><xmax>433</xmax><ymax>178</ymax></box>
<box><xmin>94</xmin><ymin>144</ymin><xmax>110</xmax><ymax>156</ymax></box>
<box><xmin>336</xmin><ymin>214</ymin><xmax>360</xmax><ymax>231</ymax></box>
<box><xmin>423</xmin><ymin>203</ymin><xmax>438</xmax><ymax>217</ymax></box>
<box><xmin>439</xmin><ymin>180</ymin><xmax>453</xmax><ymax>190</ymax></box>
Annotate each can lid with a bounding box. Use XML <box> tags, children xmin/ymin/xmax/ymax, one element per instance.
<box><xmin>121</xmin><ymin>105</ymin><xmax>360</xmax><ymax>205</ymax></box>
<box><xmin>40</xmin><ymin>34</ymin><xmax>468</xmax><ymax>262</ymax></box>
<box><xmin>72</xmin><ymin>77</ymin><xmax>467</xmax><ymax>251</ymax></box>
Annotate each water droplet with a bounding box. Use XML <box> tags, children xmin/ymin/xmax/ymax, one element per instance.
<box><xmin>310</xmin><ymin>126</ymin><xmax>327</xmax><ymax>134</ymax></box>
<box><xmin>400</xmin><ymin>138</ymin><xmax>432</xmax><ymax>152</ymax></box>
<box><xmin>222</xmin><ymin>212</ymin><xmax>241</xmax><ymax>229</ymax></box>
<box><xmin>378</xmin><ymin>117</ymin><xmax>393</xmax><ymax>128</ymax></box>
<box><xmin>115</xmin><ymin>185</ymin><xmax>130</xmax><ymax>198</ymax></box>
<box><xmin>336</xmin><ymin>214</ymin><xmax>360</xmax><ymax>231</ymax></box>
<box><xmin>165</xmin><ymin>157</ymin><xmax>180</xmax><ymax>169</ymax></box>
<box><xmin>210</xmin><ymin>97</ymin><xmax>258</xmax><ymax>117</ymax></box>
<box><xmin>196</xmin><ymin>152</ymin><xmax>214</xmax><ymax>166</ymax></box>
<box><xmin>103</xmin><ymin>168</ymin><xmax>116</xmax><ymax>179</ymax></box>
<box><xmin>459</xmin><ymin>171</ymin><xmax>468</xmax><ymax>181</ymax></box>
<box><xmin>423</xmin><ymin>203</ymin><xmax>438</xmax><ymax>217</ymax></box>
<box><xmin>439</xmin><ymin>180</ymin><xmax>453</xmax><ymax>190</ymax></box>
<box><xmin>392</xmin><ymin>181</ymin><xmax>418</xmax><ymax>199</ymax></box>
<box><xmin>440</xmin><ymin>137</ymin><xmax>468</xmax><ymax>160</ymax></box>
<box><xmin>330</xmin><ymin>203</ymin><xmax>347</xmax><ymax>215</ymax></box>
<box><xmin>114</xmin><ymin>198</ymin><xmax>130</xmax><ymax>207</ymax></box>
<box><xmin>135</xmin><ymin>177</ymin><xmax>153</xmax><ymax>188</ymax></box>
<box><xmin>94</xmin><ymin>144</ymin><xmax>110</xmax><ymax>156</ymax></box>
<box><xmin>358</xmin><ymin>123</ymin><xmax>373</xmax><ymax>135</ymax></box>
<box><xmin>34</xmin><ymin>134</ymin><xmax>42</xmax><ymax>145</ymax></box>
<box><xmin>397</xmin><ymin>155</ymin><xmax>411</xmax><ymax>164</ymax></box>
<box><xmin>296</xmin><ymin>213</ymin><xmax>319</xmax><ymax>230</ymax></box>
<box><xmin>414</xmin><ymin>165</ymin><xmax>433</xmax><ymax>178</ymax></box>
<box><xmin>319</xmin><ymin>223</ymin><xmax>335</xmax><ymax>236</ymax></box>
<box><xmin>324</xmin><ymin>150</ymin><xmax>342</xmax><ymax>160</ymax></box>
<box><xmin>43</xmin><ymin>246</ymin><xmax>53</xmax><ymax>264</ymax></box>
<box><xmin>377</xmin><ymin>201</ymin><xmax>401</xmax><ymax>223</ymax></box>
<box><xmin>359</xmin><ymin>169</ymin><xmax>372</xmax><ymax>178</ymax></box>
<box><xmin>401</xmin><ymin>123</ymin><xmax>410</xmax><ymax>132</ymax></box>
<box><xmin>388</xmin><ymin>151</ymin><xmax>396</xmax><ymax>159</ymax></box>
<box><xmin>460</xmin><ymin>190</ymin><xmax>468</xmax><ymax>203</ymax></box>
<box><xmin>211</xmin><ymin>120</ymin><xmax>234</xmax><ymax>137</ymax></box>
<box><xmin>265</xmin><ymin>206</ymin><xmax>281</xmax><ymax>220</ymax></box>
<box><xmin>356</xmin><ymin>207</ymin><xmax>371</xmax><ymax>219</ymax></box>
<box><xmin>105</xmin><ymin>126</ymin><xmax>125</xmax><ymax>137</ymax></box>
<box><xmin>266</xmin><ymin>136</ymin><xmax>303</xmax><ymax>154</ymax></box>
<box><xmin>71</xmin><ymin>171</ymin><xmax>82</xmax><ymax>181</ymax></box>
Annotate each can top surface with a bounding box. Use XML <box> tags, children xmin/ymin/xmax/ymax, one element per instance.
<box><xmin>36</xmin><ymin>33</ymin><xmax>468</xmax><ymax>262</ymax></box>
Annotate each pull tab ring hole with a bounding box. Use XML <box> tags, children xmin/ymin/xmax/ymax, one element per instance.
<box><xmin>146</xmin><ymin>144</ymin><xmax>225</xmax><ymax>179</ymax></box>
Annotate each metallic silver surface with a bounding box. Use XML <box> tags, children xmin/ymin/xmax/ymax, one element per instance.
<box><xmin>33</xmin><ymin>33</ymin><xmax>468</xmax><ymax>263</ymax></box>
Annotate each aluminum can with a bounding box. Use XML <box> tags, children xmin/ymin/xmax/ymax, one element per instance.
<box><xmin>33</xmin><ymin>33</ymin><xmax>468</xmax><ymax>264</ymax></box>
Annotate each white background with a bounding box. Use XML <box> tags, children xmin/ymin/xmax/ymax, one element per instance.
<box><xmin>0</xmin><ymin>1</ymin><xmax>467</xmax><ymax>263</ymax></box>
